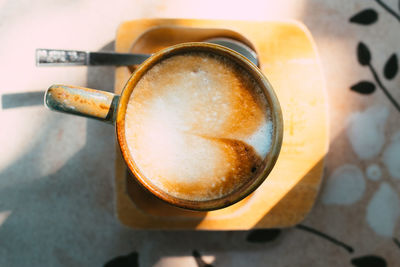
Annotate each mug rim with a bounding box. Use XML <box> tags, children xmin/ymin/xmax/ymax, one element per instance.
<box><xmin>116</xmin><ymin>42</ymin><xmax>283</xmax><ymax>211</ymax></box>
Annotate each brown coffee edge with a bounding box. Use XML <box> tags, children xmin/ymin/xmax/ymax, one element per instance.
<box><xmin>116</xmin><ymin>42</ymin><xmax>283</xmax><ymax>211</ymax></box>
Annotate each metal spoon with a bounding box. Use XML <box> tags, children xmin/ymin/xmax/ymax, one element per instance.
<box><xmin>36</xmin><ymin>38</ymin><xmax>259</xmax><ymax>67</ymax></box>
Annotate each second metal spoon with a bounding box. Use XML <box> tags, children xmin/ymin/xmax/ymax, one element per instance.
<box><xmin>36</xmin><ymin>38</ymin><xmax>259</xmax><ymax>67</ymax></box>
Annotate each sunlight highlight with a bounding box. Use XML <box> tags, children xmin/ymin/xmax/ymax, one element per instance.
<box><xmin>154</xmin><ymin>255</ymin><xmax>215</xmax><ymax>267</ymax></box>
<box><xmin>0</xmin><ymin>210</ymin><xmax>12</xmax><ymax>227</ymax></box>
<box><xmin>154</xmin><ymin>0</ymin><xmax>306</xmax><ymax>20</ymax></box>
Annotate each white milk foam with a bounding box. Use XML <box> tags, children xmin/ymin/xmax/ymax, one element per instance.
<box><xmin>125</xmin><ymin>52</ymin><xmax>273</xmax><ymax>201</ymax></box>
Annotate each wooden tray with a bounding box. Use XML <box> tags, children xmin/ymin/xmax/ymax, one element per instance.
<box><xmin>114</xmin><ymin>19</ymin><xmax>328</xmax><ymax>230</ymax></box>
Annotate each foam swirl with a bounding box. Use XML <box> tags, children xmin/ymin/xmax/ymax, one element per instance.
<box><xmin>125</xmin><ymin>52</ymin><xmax>272</xmax><ymax>201</ymax></box>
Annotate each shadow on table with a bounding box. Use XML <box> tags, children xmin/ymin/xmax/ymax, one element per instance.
<box><xmin>0</xmin><ymin>2</ymin><xmax>357</xmax><ymax>262</ymax></box>
<box><xmin>0</xmin><ymin>40</ymin><xmax>206</xmax><ymax>266</ymax></box>
<box><xmin>0</xmin><ymin>41</ymin><xmax>119</xmax><ymax>265</ymax></box>
<box><xmin>2</xmin><ymin>91</ymin><xmax>44</xmax><ymax>109</ymax></box>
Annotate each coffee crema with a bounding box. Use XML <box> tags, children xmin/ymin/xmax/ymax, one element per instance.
<box><xmin>124</xmin><ymin>51</ymin><xmax>273</xmax><ymax>201</ymax></box>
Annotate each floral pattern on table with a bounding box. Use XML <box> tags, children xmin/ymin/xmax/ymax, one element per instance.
<box><xmin>101</xmin><ymin>1</ymin><xmax>400</xmax><ymax>266</ymax></box>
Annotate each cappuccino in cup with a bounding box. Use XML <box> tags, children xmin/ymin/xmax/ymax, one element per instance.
<box><xmin>124</xmin><ymin>51</ymin><xmax>273</xmax><ymax>201</ymax></box>
<box><xmin>45</xmin><ymin>42</ymin><xmax>282</xmax><ymax>210</ymax></box>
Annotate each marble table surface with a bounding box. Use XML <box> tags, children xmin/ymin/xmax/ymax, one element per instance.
<box><xmin>0</xmin><ymin>0</ymin><xmax>399</xmax><ymax>266</ymax></box>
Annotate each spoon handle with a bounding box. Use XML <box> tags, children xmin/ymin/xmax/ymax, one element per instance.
<box><xmin>36</xmin><ymin>49</ymin><xmax>150</xmax><ymax>66</ymax></box>
<box><xmin>36</xmin><ymin>39</ymin><xmax>258</xmax><ymax>66</ymax></box>
<box><xmin>45</xmin><ymin>84</ymin><xmax>119</xmax><ymax>123</ymax></box>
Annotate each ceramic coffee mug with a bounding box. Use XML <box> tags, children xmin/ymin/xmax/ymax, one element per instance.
<box><xmin>45</xmin><ymin>42</ymin><xmax>283</xmax><ymax>211</ymax></box>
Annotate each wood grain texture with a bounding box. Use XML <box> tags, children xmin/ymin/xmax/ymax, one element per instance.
<box><xmin>114</xmin><ymin>19</ymin><xmax>328</xmax><ymax>230</ymax></box>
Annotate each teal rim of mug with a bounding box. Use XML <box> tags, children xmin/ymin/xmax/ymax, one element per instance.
<box><xmin>116</xmin><ymin>42</ymin><xmax>283</xmax><ymax>211</ymax></box>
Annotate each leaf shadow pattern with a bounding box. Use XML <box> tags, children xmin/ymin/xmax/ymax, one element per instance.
<box><xmin>246</xmin><ymin>224</ymin><xmax>354</xmax><ymax>253</ymax></box>
<box><xmin>246</xmin><ymin>229</ymin><xmax>281</xmax><ymax>243</ymax></box>
<box><xmin>351</xmin><ymin>255</ymin><xmax>387</xmax><ymax>267</ymax></box>
<box><xmin>384</xmin><ymin>54</ymin><xmax>398</xmax><ymax>80</ymax></box>
<box><xmin>374</xmin><ymin>0</ymin><xmax>400</xmax><ymax>23</ymax></box>
<box><xmin>296</xmin><ymin>224</ymin><xmax>354</xmax><ymax>253</ymax></box>
<box><xmin>349</xmin><ymin>1</ymin><xmax>400</xmax><ymax>112</ymax></box>
<box><xmin>348</xmin><ymin>4</ymin><xmax>400</xmax><ymax>265</ymax></box>
<box><xmin>245</xmin><ymin>225</ymin><xmax>390</xmax><ymax>266</ymax></box>
<box><xmin>349</xmin><ymin>9</ymin><xmax>378</xmax><ymax>25</ymax></box>
<box><xmin>350</xmin><ymin>81</ymin><xmax>376</xmax><ymax>94</ymax></box>
<box><xmin>393</xmin><ymin>238</ymin><xmax>400</xmax><ymax>249</ymax></box>
<box><xmin>193</xmin><ymin>250</ymin><xmax>214</xmax><ymax>267</ymax></box>
<box><xmin>350</xmin><ymin>42</ymin><xmax>399</xmax><ymax>112</ymax></box>
<box><xmin>246</xmin><ymin>225</ymin><xmax>354</xmax><ymax>252</ymax></box>
<box><xmin>350</xmin><ymin>0</ymin><xmax>400</xmax><ymax>24</ymax></box>
<box><xmin>104</xmin><ymin>252</ymin><xmax>139</xmax><ymax>267</ymax></box>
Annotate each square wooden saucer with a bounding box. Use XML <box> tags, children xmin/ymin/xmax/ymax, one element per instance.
<box><xmin>114</xmin><ymin>19</ymin><xmax>328</xmax><ymax>230</ymax></box>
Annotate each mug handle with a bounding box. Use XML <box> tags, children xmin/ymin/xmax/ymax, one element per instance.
<box><xmin>44</xmin><ymin>84</ymin><xmax>119</xmax><ymax>124</ymax></box>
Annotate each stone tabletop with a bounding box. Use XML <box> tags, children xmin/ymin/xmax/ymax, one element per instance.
<box><xmin>0</xmin><ymin>0</ymin><xmax>399</xmax><ymax>266</ymax></box>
